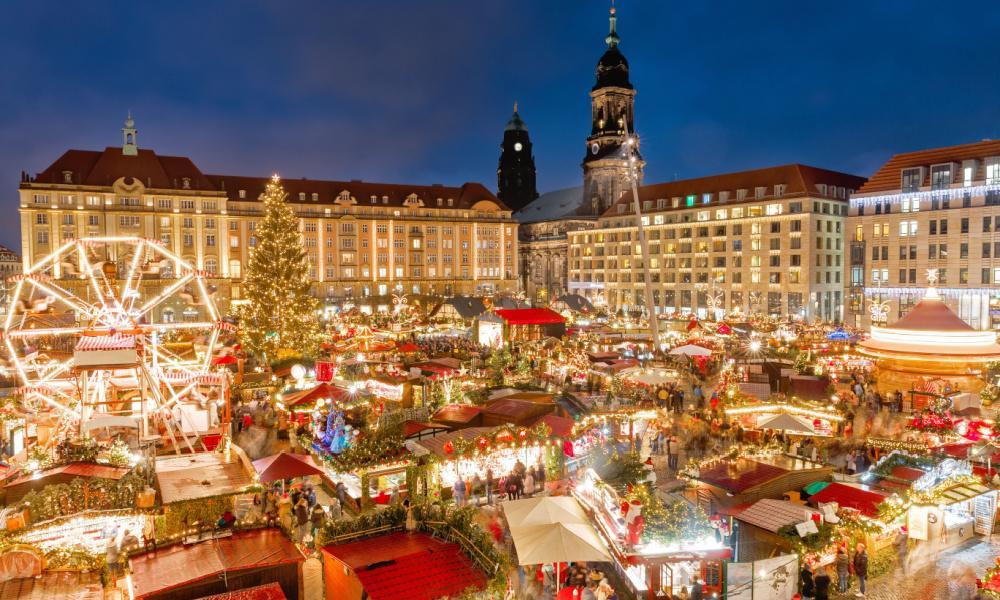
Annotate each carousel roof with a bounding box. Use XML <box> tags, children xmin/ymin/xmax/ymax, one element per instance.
<box><xmin>859</xmin><ymin>294</ymin><xmax>1000</xmax><ymax>359</ymax></box>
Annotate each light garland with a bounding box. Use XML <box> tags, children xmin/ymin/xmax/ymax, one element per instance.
<box><xmin>724</xmin><ymin>403</ymin><xmax>844</xmax><ymax>422</ymax></box>
<box><xmin>850</xmin><ymin>182</ymin><xmax>1000</xmax><ymax>207</ymax></box>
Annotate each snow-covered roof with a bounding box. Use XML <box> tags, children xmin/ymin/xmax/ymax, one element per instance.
<box><xmin>514</xmin><ymin>186</ymin><xmax>586</xmax><ymax>223</ymax></box>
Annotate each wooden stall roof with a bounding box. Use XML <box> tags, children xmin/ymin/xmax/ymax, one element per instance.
<box><xmin>129</xmin><ymin>529</ymin><xmax>303</xmax><ymax>599</ymax></box>
<box><xmin>411</xmin><ymin>427</ymin><xmax>493</xmax><ymax>459</ymax></box>
<box><xmin>0</xmin><ymin>570</ymin><xmax>104</xmax><ymax>600</ymax></box>
<box><xmin>155</xmin><ymin>451</ymin><xmax>253</xmax><ymax>504</ymax></box>
<box><xmin>736</xmin><ymin>499</ymin><xmax>820</xmax><ymax>533</ymax></box>
<box><xmin>5</xmin><ymin>462</ymin><xmax>129</xmax><ymax>487</ymax></box>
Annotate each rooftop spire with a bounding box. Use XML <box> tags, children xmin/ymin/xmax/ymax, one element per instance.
<box><xmin>606</xmin><ymin>1</ymin><xmax>620</xmax><ymax>48</ymax></box>
<box><xmin>513</xmin><ymin>101</ymin><xmax>518</xmax><ymax>113</ymax></box>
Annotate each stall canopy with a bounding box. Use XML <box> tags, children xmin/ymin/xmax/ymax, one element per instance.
<box><xmin>504</xmin><ymin>496</ymin><xmax>589</xmax><ymax>529</ymax></box>
<box><xmin>669</xmin><ymin>344</ymin><xmax>712</xmax><ymax>357</ymax></box>
<box><xmin>495</xmin><ymin>308</ymin><xmax>566</xmax><ymax>325</ymax></box>
<box><xmin>757</xmin><ymin>413</ymin><xmax>816</xmax><ymax>435</ymax></box>
<box><xmin>807</xmin><ymin>482</ymin><xmax>886</xmax><ymax>517</ymax></box>
<box><xmin>396</xmin><ymin>342</ymin><xmax>422</xmax><ymax>353</ymax></box>
<box><xmin>156</xmin><ymin>451</ymin><xmax>254</xmax><ymax>504</ymax></box>
<box><xmin>252</xmin><ymin>452</ymin><xmax>324</xmax><ymax>483</ymax></box>
<box><xmin>283</xmin><ymin>382</ymin><xmax>350</xmax><ymax>408</ymax></box>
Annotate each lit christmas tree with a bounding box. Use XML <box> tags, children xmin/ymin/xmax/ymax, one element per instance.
<box><xmin>236</xmin><ymin>175</ymin><xmax>321</xmax><ymax>360</ymax></box>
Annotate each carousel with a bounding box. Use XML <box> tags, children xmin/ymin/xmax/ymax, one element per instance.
<box><xmin>3</xmin><ymin>237</ymin><xmax>231</xmax><ymax>455</ymax></box>
<box><xmin>859</xmin><ymin>270</ymin><xmax>1000</xmax><ymax>404</ymax></box>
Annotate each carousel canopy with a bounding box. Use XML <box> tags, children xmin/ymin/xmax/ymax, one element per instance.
<box><xmin>252</xmin><ymin>452</ymin><xmax>324</xmax><ymax>483</ymax></box>
<box><xmin>859</xmin><ymin>292</ymin><xmax>1000</xmax><ymax>360</ymax></box>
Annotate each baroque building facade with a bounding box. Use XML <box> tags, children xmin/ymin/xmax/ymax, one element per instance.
<box><xmin>18</xmin><ymin>117</ymin><xmax>519</xmax><ymax>317</ymax></box>
<box><xmin>568</xmin><ymin>164</ymin><xmax>865</xmax><ymax>322</ymax></box>
<box><xmin>846</xmin><ymin>139</ymin><xmax>1000</xmax><ymax>330</ymax></box>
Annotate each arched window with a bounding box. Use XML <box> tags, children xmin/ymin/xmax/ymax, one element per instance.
<box><xmin>204</xmin><ymin>258</ymin><xmax>217</xmax><ymax>275</ymax></box>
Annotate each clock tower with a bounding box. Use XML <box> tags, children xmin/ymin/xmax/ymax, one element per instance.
<box><xmin>582</xmin><ymin>5</ymin><xmax>643</xmax><ymax>215</ymax></box>
<box><xmin>496</xmin><ymin>103</ymin><xmax>538</xmax><ymax>212</ymax></box>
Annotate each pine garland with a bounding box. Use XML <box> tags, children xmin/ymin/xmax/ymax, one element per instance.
<box><xmin>235</xmin><ymin>175</ymin><xmax>321</xmax><ymax>360</ymax></box>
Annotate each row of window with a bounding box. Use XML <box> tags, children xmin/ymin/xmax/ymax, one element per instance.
<box><xmin>869</xmin><ymin>267</ymin><xmax>1000</xmax><ymax>286</ymax></box>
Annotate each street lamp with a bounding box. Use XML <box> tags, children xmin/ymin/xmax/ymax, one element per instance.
<box><xmin>621</xmin><ymin>130</ymin><xmax>660</xmax><ymax>352</ymax></box>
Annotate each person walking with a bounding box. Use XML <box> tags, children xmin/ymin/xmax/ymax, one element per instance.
<box><xmin>852</xmin><ymin>543</ymin><xmax>868</xmax><ymax>597</ymax></box>
<box><xmin>486</xmin><ymin>468</ymin><xmax>495</xmax><ymax>505</ymax></box>
<box><xmin>453</xmin><ymin>476</ymin><xmax>467</xmax><ymax>507</ymax></box>
<box><xmin>294</xmin><ymin>496</ymin><xmax>310</xmax><ymax>542</ymax></box>
<box><xmin>689</xmin><ymin>577</ymin><xmax>703</xmax><ymax>600</ymax></box>
<box><xmin>535</xmin><ymin>464</ymin><xmax>546</xmax><ymax>495</ymax></box>
<box><xmin>835</xmin><ymin>547</ymin><xmax>850</xmax><ymax>594</ymax></box>
<box><xmin>309</xmin><ymin>503</ymin><xmax>325</xmax><ymax>542</ymax></box>
<box><xmin>668</xmin><ymin>436</ymin><xmax>680</xmax><ymax>471</ymax></box>
<box><xmin>523</xmin><ymin>469</ymin><xmax>535</xmax><ymax>498</ymax></box>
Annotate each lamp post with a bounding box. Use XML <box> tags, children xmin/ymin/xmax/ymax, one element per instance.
<box><xmin>622</xmin><ymin>129</ymin><xmax>661</xmax><ymax>353</ymax></box>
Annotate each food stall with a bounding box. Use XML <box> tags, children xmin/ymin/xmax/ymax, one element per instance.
<box><xmin>573</xmin><ymin>469</ymin><xmax>730</xmax><ymax>599</ymax></box>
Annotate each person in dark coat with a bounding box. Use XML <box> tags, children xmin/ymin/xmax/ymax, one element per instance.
<box><xmin>853</xmin><ymin>543</ymin><xmax>869</xmax><ymax>596</ymax></box>
<box><xmin>799</xmin><ymin>563</ymin><xmax>815</xmax><ymax>599</ymax></box>
<box><xmin>813</xmin><ymin>566</ymin><xmax>831</xmax><ymax>600</ymax></box>
<box><xmin>689</xmin><ymin>578</ymin><xmax>703</xmax><ymax>600</ymax></box>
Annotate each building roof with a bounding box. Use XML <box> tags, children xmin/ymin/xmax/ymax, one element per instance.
<box><xmin>27</xmin><ymin>145</ymin><xmax>505</xmax><ymax>211</ymax></box>
<box><xmin>736</xmin><ymin>499</ymin><xmax>820</xmax><ymax>533</ymax></box>
<box><xmin>196</xmin><ymin>583</ymin><xmax>286</xmax><ymax>600</ymax></box>
<box><xmin>807</xmin><ymin>482</ymin><xmax>886</xmax><ymax>518</ymax></box>
<box><xmin>32</xmin><ymin>147</ymin><xmax>218</xmax><ymax>190</ymax></box>
<box><xmin>323</xmin><ymin>531</ymin><xmax>486</xmax><ymax>600</ymax></box>
<box><xmin>603</xmin><ymin>164</ymin><xmax>867</xmax><ymax>218</ymax></box>
<box><xmin>129</xmin><ymin>529</ymin><xmax>303</xmax><ymax>599</ymax></box>
<box><xmin>207</xmin><ymin>175</ymin><xmax>508</xmax><ymax>211</ymax></box>
<box><xmin>858</xmin><ymin>138</ymin><xmax>1000</xmax><ymax>194</ymax></box>
<box><xmin>514</xmin><ymin>186</ymin><xmax>587</xmax><ymax>223</ymax></box>
<box><xmin>481</xmin><ymin>398</ymin><xmax>548</xmax><ymax>419</ymax></box>
<box><xmin>495</xmin><ymin>308</ymin><xmax>566</xmax><ymax>326</ymax></box>
<box><xmin>0</xmin><ymin>571</ymin><xmax>104</xmax><ymax>600</ymax></box>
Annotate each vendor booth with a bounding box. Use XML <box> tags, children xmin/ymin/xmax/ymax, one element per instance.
<box><xmin>573</xmin><ymin>469</ymin><xmax>730</xmax><ymax>599</ymax></box>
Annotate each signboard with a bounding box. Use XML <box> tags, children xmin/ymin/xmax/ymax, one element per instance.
<box><xmin>908</xmin><ymin>505</ymin><xmax>929</xmax><ymax>541</ymax></box>
<box><xmin>315</xmin><ymin>361</ymin><xmax>334</xmax><ymax>382</ymax></box>
<box><xmin>974</xmin><ymin>490</ymin><xmax>998</xmax><ymax>535</ymax></box>
<box><xmin>726</xmin><ymin>562</ymin><xmax>753</xmax><ymax>600</ymax></box>
<box><xmin>752</xmin><ymin>554</ymin><xmax>798</xmax><ymax>600</ymax></box>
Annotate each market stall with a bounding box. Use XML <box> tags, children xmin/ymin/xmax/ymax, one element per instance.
<box><xmin>573</xmin><ymin>468</ymin><xmax>730</xmax><ymax>599</ymax></box>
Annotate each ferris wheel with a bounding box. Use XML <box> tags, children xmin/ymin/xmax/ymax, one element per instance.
<box><xmin>4</xmin><ymin>236</ymin><xmax>232</xmax><ymax>452</ymax></box>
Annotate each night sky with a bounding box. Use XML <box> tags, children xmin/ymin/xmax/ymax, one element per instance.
<box><xmin>2</xmin><ymin>1</ymin><xmax>999</xmax><ymax>250</ymax></box>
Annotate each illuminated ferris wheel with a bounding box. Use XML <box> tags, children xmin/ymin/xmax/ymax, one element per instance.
<box><xmin>3</xmin><ymin>236</ymin><xmax>231</xmax><ymax>451</ymax></box>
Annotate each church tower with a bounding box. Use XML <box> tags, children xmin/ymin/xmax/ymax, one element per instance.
<box><xmin>582</xmin><ymin>5</ymin><xmax>643</xmax><ymax>215</ymax></box>
<box><xmin>122</xmin><ymin>112</ymin><xmax>138</xmax><ymax>156</ymax></box>
<box><xmin>497</xmin><ymin>103</ymin><xmax>538</xmax><ymax>212</ymax></box>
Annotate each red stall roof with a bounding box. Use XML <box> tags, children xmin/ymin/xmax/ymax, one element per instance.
<box><xmin>283</xmin><ymin>382</ymin><xmax>350</xmax><ymax>407</ymax></box>
<box><xmin>695</xmin><ymin>458</ymin><xmax>788</xmax><ymax>494</ymax></box>
<box><xmin>197</xmin><ymin>583</ymin><xmax>286</xmax><ymax>600</ymax></box>
<box><xmin>431</xmin><ymin>404</ymin><xmax>482</xmax><ymax>424</ymax></box>
<box><xmin>323</xmin><ymin>531</ymin><xmax>485</xmax><ymax>600</ymax></box>
<box><xmin>495</xmin><ymin>308</ymin><xmax>566</xmax><ymax>326</ymax></box>
<box><xmin>533</xmin><ymin>414</ymin><xmax>575</xmax><ymax>438</ymax></box>
<box><xmin>808</xmin><ymin>483</ymin><xmax>887</xmax><ymax>518</ymax></box>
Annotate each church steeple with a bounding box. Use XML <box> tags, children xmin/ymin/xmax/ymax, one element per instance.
<box><xmin>122</xmin><ymin>112</ymin><xmax>138</xmax><ymax>156</ymax></box>
<box><xmin>606</xmin><ymin>3</ymin><xmax>620</xmax><ymax>48</ymax></box>
<box><xmin>582</xmin><ymin>3</ymin><xmax>643</xmax><ymax>216</ymax></box>
<box><xmin>497</xmin><ymin>102</ymin><xmax>537</xmax><ymax>212</ymax></box>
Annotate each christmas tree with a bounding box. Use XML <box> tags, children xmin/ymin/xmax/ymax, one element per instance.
<box><xmin>236</xmin><ymin>175</ymin><xmax>321</xmax><ymax>360</ymax></box>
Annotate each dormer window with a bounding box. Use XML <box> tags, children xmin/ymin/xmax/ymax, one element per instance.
<box><xmin>901</xmin><ymin>167</ymin><xmax>922</xmax><ymax>193</ymax></box>
<box><xmin>754</xmin><ymin>186</ymin><xmax>766</xmax><ymax>199</ymax></box>
<box><xmin>719</xmin><ymin>191</ymin><xmax>729</xmax><ymax>203</ymax></box>
<box><xmin>447</xmin><ymin>198</ymin><xmax>453</xmax><ymax>207</ymax></box>
<box><xmin>930</xmin><ymin>164</ymin><xmax>953</xmax><ymax>191</ymax></box>
<box><xmin>62</xmin><ymin>170</ymin><xmax>73</xmax><ymax>183</ymax></box>
<box><xmin>335</xmin><ymin>190</ymin><xmax>355</xmax><ymax>205</ymax></box>
<box><xmin>312</xmin><ymin>193</ymin><xmax>319</xmax><ymax>201</ymax></box>
<box><xmin>817</xmin><ymin>184</ymin><xmax>828</xmax><ymax>196</ymax></box>
<box><xmin>371</xmin><ymin>195</ymin><xmax>377</xmax><ymax>203</ymax></box>
<box><xmin>437</xmin><ymin>198</ymin><xmax>443</xmax><ymax>207</ymax></box>
<box><xmin>181</xmin><ymin>177</ymin><xmax>191</xmax><ymax>190</ymax></box>
<box><xmin>298</xmin><ymin>192</ymin><xmax>306</xmax><ymax>201</ymax></box>
<box><xmin>403</xmin><ymin>193</ymin><xmax>423</xmax><ymax>208</ymax></box>
<box><xmin>238</xmin><ymin>189</ymin><xmax>246</xmax><ymax>199</ymax></box>
<box><xmin>775</xmin><ymin>184</ymin><xmax>786</xmax><ymax>197</ymax></box>
<box><xmin>382</xmin><ymin>196</ymin><xmax>389</xmax><ymax>204</ymax></box>
<box><xmin>736</xmin><ymin>189</ymin><xmax>747</xmax><ymax>201</ymax></box>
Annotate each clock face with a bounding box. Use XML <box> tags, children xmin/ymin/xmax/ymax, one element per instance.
<box><xmin>514</xmin><ymin>142</ymin><xmax>523</xmax><ymax>152</ymax></box>
<box><xmin>591</xmin><ymin>142</ymin><xmax>600</xmax><ymax>155</ymax></box>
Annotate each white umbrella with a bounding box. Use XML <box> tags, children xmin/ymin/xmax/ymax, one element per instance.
<box><xmin>510</xmin><ymin>522</ymin><xmax>612</xmax><ymax>566</ymax></box>
<box><xmin>668</xmin><ymin>344</ymin><xmax>712</xmax><ymax>357</ymax></box>
<box><xmin>504</xmin><ymin>496</ymin><xmax>589</xmax><ymax>530</ymax></box>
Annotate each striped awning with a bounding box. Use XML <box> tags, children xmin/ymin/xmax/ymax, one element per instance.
<box><xmin>75</xmin><ymin>334</ymin><xmax>136</xmax><ymax>352</ymax></box>
<box><xmin>159</xmin><ymin>370</ymin><xmax>227</xmax><ymax>386</ymax></box>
